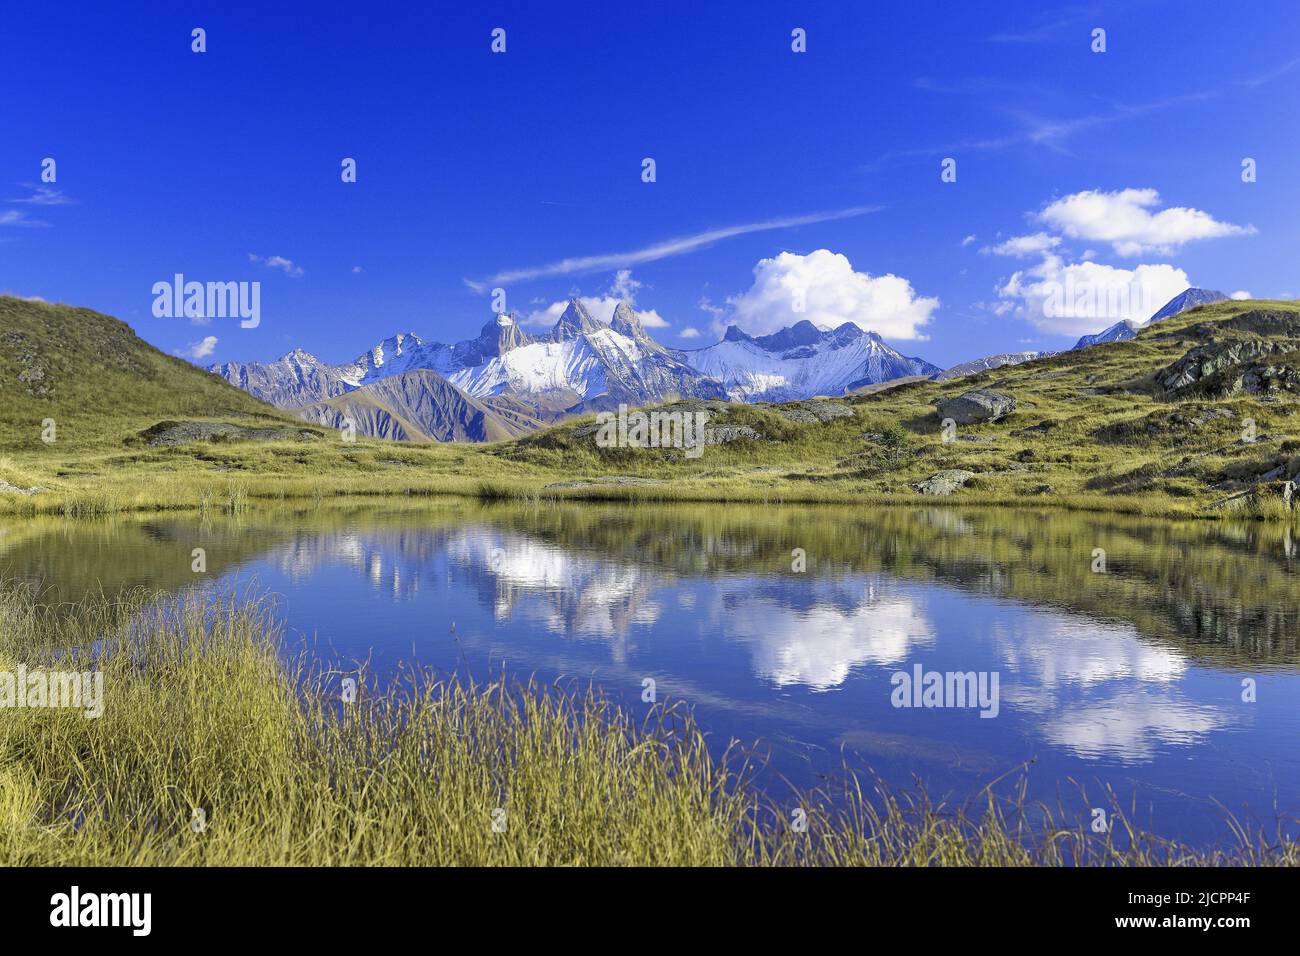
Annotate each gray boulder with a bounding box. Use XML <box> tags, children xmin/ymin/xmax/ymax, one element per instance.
<box><xmin>935</xmin><ymin>389</ymin><xmax>1016</xmax><ymax>425</ymax></box>
<box><xmin>771</xmin><ymin>400</ymin><xmax>856</xmax><ymax>425</ymax></box>
<box><xmin>914</xmin><ymin>470</ymin><xmax>976</xmax><ymax>496</ymax></box>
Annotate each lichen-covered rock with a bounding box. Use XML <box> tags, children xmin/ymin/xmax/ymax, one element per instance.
<box><xmin>1209</xmin><ymin>480</ymin><xmax>1296</xmax><ymax>513</ymax></box>
<box><xmin>935</xmin><ymin>389</ymin><xmax>1016</xmax><ymax>425</ymax></box>
<box><xmin>0</xmin><ymin>479</ymin><xmax>43</xmax><ymax>496</ymax></box>
<box><xmin>544</xmin><ymin>475</ymin><xmax>668</xmax><ymax>489</ymax></box>
<box><xmin>771</xmin><ymin>401</ymin><xmax>855</xmax><ymax>425</ymax></box>
<box><xmin>914</xmin><ymin>470</ymin><xmax>976</xmax><ymax>496</ymax></box>
<box><xmin>139</xmin><ymin>421</ymin><xmax>323</xmax><ymax>446</ymax></box>
<box><xmin>703</xmin><ymin>424</ymin><xmax>761</xmax><ymax>444</ymax></box>
<box><xmin>1156</xmin><ymin>339</ymin><xmax>1289</xmax><ymax>392</ymax></box>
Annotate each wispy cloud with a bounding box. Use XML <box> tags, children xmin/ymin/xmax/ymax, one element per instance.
<box><xmin>248</xmin><ymin>253</ymin><xmax>304</xmax><ymax>278</ymax></box>
<box><xmin>1238</xmin><ymin>56</ymin><xmax>1300</xmax><ymax>89</ymax></box>
<box><xmin>987</xmin><ymin>3</ymin><xmax>1102</xmax><ymax>43</ymax></box>
<box><xmin>8</xmin><ymin>185</ymin><xmax>76</xmax><ymax>205</ymax></box>
<box><xmin>465</xmin><ymin>206</ymin><xmax>880</xmax><ymax>291</ymax></box>
<box><xmin>0</xmin><ymin>210</ymin><xmax>49</xmax><ymax>227</ymax></box>
<box><xmin>867</xmin><ymin>77</ymin><xmax>1247</xmax><ymax>170</ymax></box>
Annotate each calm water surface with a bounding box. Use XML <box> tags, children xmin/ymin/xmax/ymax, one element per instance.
<box><xmin>4</xmin><ymin>501</ymin><xmax>1298</xmax><ymax>847</ymax></box>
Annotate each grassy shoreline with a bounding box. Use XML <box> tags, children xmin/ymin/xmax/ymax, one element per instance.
<box><xmin>0</xmin><ymin>586</ymin><xmax>1295</xmax><ymax>866</ymax></box>
<box><xmin>7</xmin><ymin>297</ymin><xmax>1300</xmax><ymax>522</ymax></box>
<box><xmin>0</xmin><ymin>452</ymin><xmax>1265</xmax><ymax>521</ymax></box>
<box><xmin>7</xmin><ymin>299</ymin><xmax>1300</xmax><ymax>522</ymax></box>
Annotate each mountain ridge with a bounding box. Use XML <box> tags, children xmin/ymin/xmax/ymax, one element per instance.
<box><xmin>213</xmin><ymin>301</ymin><xmax>941</xmax><ymax>439</ymax></box>
<box><xmin>1071</xmin><ymin>288</ymin><xmax>1229</xmax><ymax>350</ymax></box>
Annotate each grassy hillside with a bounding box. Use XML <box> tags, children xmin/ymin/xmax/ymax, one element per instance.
<box><xmin>0</xmin><ymin>296</ymin><xmax>301</xmax><ymax>451</ymax></box>
<box><xmin>4</xmin><ymin>295</ymin><xmax>1300</xmax><ymax>519</ymax></box>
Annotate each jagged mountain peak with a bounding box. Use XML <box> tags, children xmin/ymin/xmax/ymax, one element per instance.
<box><xmin>1149</xmin><ymin>288</ymin><xmax>1229</xmax><ymax>323</ymax></box>
<box><xmin>281</xmin><ymin>347</ymin><xmax>323</xmax><ymax>364</ymax></box>
<box><xmin>609</xmin><ymin>301</ymin><xmax>642</xmax><ymax>337</ymax></box>
<box><xmin>214</xmin><ymin>306</ymin><xmax>940</xmax><ymax>438</ymax></box>
<box><xmin>551</xmin><ymin>299</ymin><xmax>603</xmax><ymax>339</ymax></box>
<box><xmin>753</xmin><ymin>319</ymin><xmax>824</xmax><ymax>352</ymax></box>
<box><xmin>687</xmin><ymin>319</ymin><xmax>939</xmax><ymax>401</ymax></box>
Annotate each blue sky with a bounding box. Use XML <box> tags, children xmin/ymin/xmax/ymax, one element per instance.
<box><xmin>2</xmin><ymin>0</ymin><xmax>1297</xmax><ymax>369</ymax></box>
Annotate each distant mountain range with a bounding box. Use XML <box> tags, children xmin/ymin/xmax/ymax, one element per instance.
<box><xmin>1070</xmin><ymin>288</ymin><xmax>1229</xmax><ymax>351</ymax></box>
<box><xmin>210</xmin><ymin>287</ymin><xmax>1234</xmax><ymax>442</ymax></box>
<box><xmin>935</xmin><ymin>350</ymin><xmax>1057</xmax><ymax>382</ymax></box>
<box><xmin>212</xmin><ymin>301</ymin><xmax>940</xmax><ymax>441</ymax></box>
<box><xmin>685</xmin><ymin>320</ymin><xmax>939</xmax><ymax>402</ymax></box>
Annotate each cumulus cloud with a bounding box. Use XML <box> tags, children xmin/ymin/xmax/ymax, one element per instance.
<box><xmin>1231</xmin><ymin>290</ymin><xmax>1252</xmax><ymax>300</ymax></box>
<box><xmin>997</xmin><ymin>254</ymin><xmax>1190</xmax><ymax>336</ymax></box>
<box><xmin>678</xmin><ymin>327</ymin><xmax>701</xmax><ymax>339</ymax></box>
<box><xmin>248</xmin><ymin>253</ymin><xmax>304</xmax><ymax>277</ymax></box>
<box><xmin>187</xmin><ymin>335</ymin><xmax>218</xmax><ymax>359</ymax></box>
<box><xmin>609</xmin><ymin>269</ymin><xmax>640</xmax><ymax>299</ymax></box>
<box><xmin>961</xmin><ymin>234</ymin><xmax>977</xmax><ymax>247</ymax></box>
<box><xmin>1037</xmin><ymin>188</ymin><xmax>1255</xmax><ymax>257</ymax></box>
<box><xmin>724</xmin><ymin>249</ymin><xmax>938</xmax><ymax>340</ymax></box>
<box><xmin>981</xmin><ymin>232</ymin><xmax>1061</xmax><ymax>258</ymax></box>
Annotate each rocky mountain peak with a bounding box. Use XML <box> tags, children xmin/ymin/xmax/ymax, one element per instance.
<box><xmin>551</xmin><ymin>299</ymin><xmax>603</xmax><ymax>340</ymax></box>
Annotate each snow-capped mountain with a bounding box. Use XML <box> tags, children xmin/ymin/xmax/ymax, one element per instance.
<box><xmin>1071</xmin><ymin>288</ymin><xmax>1230</xmax><ymax>351</ymax></box>
<box><xmin>1071</xmin><ymin>320</ymin><xmax>1141</xmax><ymax>350</ymax></box>
<box><xmin>1147</xmin><ymin>288</ymin><xmax>1228</xmax><ymax>322</ymax></box>
<box><xmin>681</xmin><ymin>320</ymin><xmax>940</xmax><ymax>402</ymax></box>
<box><xmin>213</xmin><ymin>301</ymin><xmax>943</xmax><ymax>440</ymax></box>
<box><xmin>936</xmin><ymin>350</ymin><xmax>1056</xmax><ymax>381</ymax></box>
<box><xmin>442</xmin><ymin>301</ymin><xmax>727</xmax><ymax>410</ymax></box>
<box><xmin>211</xmin><ymin>300</ymin><xmax>728</xmax><ymax>437</ymax></box>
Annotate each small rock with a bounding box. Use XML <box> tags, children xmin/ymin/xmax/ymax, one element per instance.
<box><xmin>1011</xmin><ymin>420</ymin><xmax>1059</xmax><ymax>437</ymax></box>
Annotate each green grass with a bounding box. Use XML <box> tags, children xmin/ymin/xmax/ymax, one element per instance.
<box><xmin>0</xmin><ymin>584</ymin><xmax>1295</xmax><ymax>865</ymax></box>
<box><xmin>6</xmin><ymin>295</ymin><xmax>1300</xmax><ymax>521</ymax></box>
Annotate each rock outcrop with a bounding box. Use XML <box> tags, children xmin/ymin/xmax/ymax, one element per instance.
<box><xmin>914</xmin><ymin>470</ymin><xmax>976</xmax><ymax>496</ymax></box>
<box><xmin>935</xmin><ymin>389</ymin><xmax>1016</xmax><ymax>425</ymax></box>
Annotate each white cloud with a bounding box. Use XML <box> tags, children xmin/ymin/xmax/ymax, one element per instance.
<box><xmin>351</xmin><ymin>265</ymin><xmax>364</xmax><ymax>274</ymax></box>
<box><xmin>1231</xmin><ymin>290</ymin><xmax>1252</xmax><ymax>300</ymax></box>
<box><xmin>1037</xmin><ymin>188</ymin><xmax>1255</xmax><ymax>257</ymax></box>
<box><xmin>248</xmin><ymin>253</ymin><xmax>304</xmax><ymax>278</ymax></box>
<box><xmin>696</xmin><ymin>296</ymin><xmax>725</xmax><ymax>319</ymax></box>
<box><xmin>678</xmin><ymin>327</ymin><xmax>701</xmax><ymax>339</ymax></box>
<box><xmin>8</xmin><ymin>185</ymin><xmax>75</xmax><ymax>205</ymax></box>
<box><xmin>981</xmin><ymin>232</ymin><xmax>1061</xmax><ymax>258</ymax></box>
<box><xmin>998</xmin><ymin>254</ymin><xmax>1190</xmax><ymax>336</ymax></box>
<box><xmin>524</xmin><ymin>271</ymin><xmax>669</xmax><ymax>330</ymax></box>
<box><xmin>609</xmin><ymin>269</ymin><xmax>640</xmax><ymax>299</ymax></box>
<box><xmin>725</xmin><ymin>249</ymin><xmax>938</xmax><ymax>340</ymax></box>
<box><xmin>961</xmin><ymin>234</ymin><xmax>977</xmax><ymax>247</ymax></box>
<box><xmin>187</xmin><ymin>335</ymin><xmax>218</xmax><ymax>359</ymax></box>
<box><xmin>0</xmin><ymin>209</ymin><xmax>48</xmax><ymax>227</ymax></box>
<box><xmin>466</xmin><ymin>205</ymin><xmax>880</xmax><ymax>290</ymax></box>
